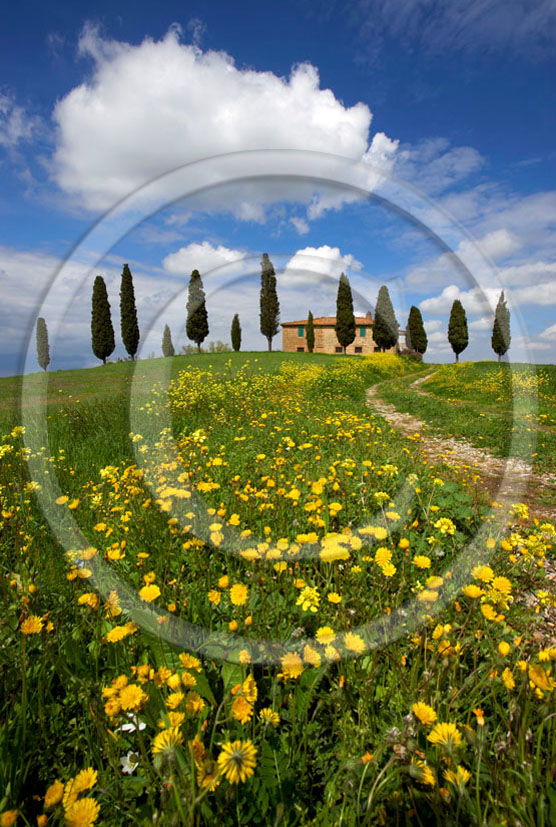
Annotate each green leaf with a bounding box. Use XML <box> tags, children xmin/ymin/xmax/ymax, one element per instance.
<box><xmin>220</xmin><ymin>661</ymin><xmax>243</xmax><ymax>693</ymax></box>
<box><xmin>193</xmin><ymin>670</ymin><xmax>217</xmax><ymax>706</ymax></box>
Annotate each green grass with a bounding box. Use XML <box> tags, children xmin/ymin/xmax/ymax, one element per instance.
<box><xmin>377</xmin><ymin>361</ymin><xmax>556</xmax><ymax>474</ymax></box>
<box><xmin>0</xmin><ymin>352</ymin><xmax>344</xmax><ymax>426</ymax></box>
<box><xmin>419</xmin><ymin>361</ymin><xmax>556</xmax><ymax>426</ymax></box>
<box><xmin>1</xmin><ymin>353</ymin><xmax>555</xmax><ymax>826</ymax></box>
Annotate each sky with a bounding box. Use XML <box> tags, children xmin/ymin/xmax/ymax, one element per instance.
<box><xmin>1</xmin><ymin>0</ymin><xmax>555</xmax><ymax>375</ymax></box>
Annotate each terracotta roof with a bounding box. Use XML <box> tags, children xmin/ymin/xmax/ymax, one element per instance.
<box><xmin>281</xmin><ymin>315</ymin><xmax>373</xmax><ymax>327</ymax></box>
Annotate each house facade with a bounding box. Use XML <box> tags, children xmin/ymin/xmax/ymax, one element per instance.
<box><xmin>281</xmin><ymin>312</ymin><xmax>406</xmax><ymax>355</ymax></box>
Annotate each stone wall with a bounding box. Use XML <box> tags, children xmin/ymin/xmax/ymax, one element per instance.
<box><xmin>282</xmin><ymin>324</ymin><xmax>402</xmax><ymax>354</ymax></box>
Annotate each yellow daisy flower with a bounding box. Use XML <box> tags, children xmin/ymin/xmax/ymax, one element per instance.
<box><xmin>20</xmin><ymin>615</ymin><xmax>43</xmax><ymax>634</ymax></box>
<box><xmin>259</xmin><ymin>708</ymin><xmax>280</xmax><ymax>727</ymax></box>
<box><xmin>343</xmin><ymin>632</ymin><xmax>365</xmax><ymax>654</ymax></box>
<box><xmin>64</xmin><ymin>798</ymin><xmax>100</xmax><ymax>826</ymax></box>
<box><xmin>230</xmin><ymin>583</ymin><xmax>248</xmax><ymax>606</ymax></box>
<box><xmin>217</xmin><ymin>739</ymin><xmax>257</xmax><ymax>784</ymax></box>
<box><xmin>427</xmin><ymin>722</ymin><xmax>462</xmax><ymax>749</ymax></box>
<box><xmin>412</xmin><ymin>702</ymin><xmax>437</xmax><ymax>726</ymax></box>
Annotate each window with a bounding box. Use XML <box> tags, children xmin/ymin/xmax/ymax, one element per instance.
<box><xmin>297</xmin><ymin>346</ymin><xmax>304</xmax><ymax>352</ymax></box>
<box><xmin>297</xmin><ymin>326</ymin><xmax>304</xmax><ymax>337</ymax></box>
<box><xmin>355</xmin><ymin>346</ymin><xmax>362</xmax><ymax>353</ymax></box>
<box><xmin>359</xmin><ymin>327</ymin><xmax>366</xmax><ymax>337</ymax></box>
<box><xmin>335</xmin><ymin>346</ymin><xmax>343</xmax><ymax>353</ymax></box>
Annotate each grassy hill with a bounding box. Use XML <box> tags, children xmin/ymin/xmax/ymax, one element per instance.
<box><xmin>376</xmin><ymin>361</ymin><xmax>556</xmax><ymax>473</ymax></box>
<box><xmin>0</xmin><ymin>352</ymin><xmax>342</xmax><ymax>423</ymax></box>
<box><xmin>1</xmin><ymin>353</ymin><xmax>555</xmax><ymax>825</ymax></box>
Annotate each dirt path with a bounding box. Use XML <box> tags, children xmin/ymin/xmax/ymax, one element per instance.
<box><xmin>366</xmin><ymin>373</ymin><xmax>556</xmax><ymax>520</ymax></box>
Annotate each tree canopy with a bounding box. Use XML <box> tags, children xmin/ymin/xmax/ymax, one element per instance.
<box><xmin>162</xmin><ymin>324</ymin><xmax>175</xmax><ymax>357</ymax></box>
<box><xmin>334</xmin><ymin>273</ymin><xmax>355</xmax><ymax>353</ymax></box>
<box><xmin>36</xmin><ymin>317</ymin><xmax>50</xmax><ymax>371</ymax></box>
<box><xmin>259</xmin><ymin>253</ymin><xmax>280</xmax><ymax>351</ymax></box>
<box><xmin>373</xmin><ymin>286</ymin><xmax>399</xmax><ymax>351</ymax></box>
<box><xmin>448</xmin><ymin>299</ymin><xmax>469</xmax><ymax>362</ymax></box>
<box><xmin>186</xmin><ymin>270</ymin><xmax>209</xmax><ymax>353</ymax></box>
<box><xmin>231</xmin><ymin>313</ymin><xmax>242</xmax><ymax>352</ymax></box>
<box><xmin>91</xmin><ymin>276</ymin><xmax>115</xmax><ymax>364</ymax></box>
<box><xmin>120</xmin><ymin>263</ymin><xmax>140</xmax><ymax>360</ymax></box>
<box><xmin>406</xmin><ymin>306</ymin><xmax>428</xmax><ymax>355</ymax></box>
<box><xmin>491</xmin><ymin>291</ymin><xmax>511</xmax><ymax>361</ymax></box>
<box><xmin>306</xmin><ymin>310</ymin><xmax>315</xmax><ymax>353</ymax></box>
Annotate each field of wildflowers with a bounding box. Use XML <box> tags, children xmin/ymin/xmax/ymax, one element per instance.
<box><xmin>1</xmin><ymin>353</ymin><xmax>555</xmax><ymax>825</ymax></box>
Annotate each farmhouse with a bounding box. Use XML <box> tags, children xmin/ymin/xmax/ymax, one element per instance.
<box><xmin>281</xmin><ymin>312</ymin><xmax>406</xmax><ymax>354</ymax></box>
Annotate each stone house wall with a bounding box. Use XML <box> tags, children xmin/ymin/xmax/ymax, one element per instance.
<box><xmin>282</xmin><ymin>323</ymin><xmax>404</xmax><ymax>355</ymax></box>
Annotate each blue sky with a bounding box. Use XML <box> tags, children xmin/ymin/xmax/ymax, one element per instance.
<box><xmin>1</xmin><ymin>0</ymin><xmax>555</xmax><ymax>375</ymax></box>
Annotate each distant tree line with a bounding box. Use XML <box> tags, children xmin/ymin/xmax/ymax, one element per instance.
<box><xmin>35</xmin><ymin>256</ymin><xmax>513</xmax><ymax>369</ymax></box>
<box><xmin>331</xmin><ymin>274</ymin><xmax>428</xmax><ymax>356</ymax></box>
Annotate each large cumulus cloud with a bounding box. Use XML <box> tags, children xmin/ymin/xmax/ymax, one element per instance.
<box><xmin>52</xmin><ymin>25</ymin><xmax>398</xmax><ymax>217</ymax></box>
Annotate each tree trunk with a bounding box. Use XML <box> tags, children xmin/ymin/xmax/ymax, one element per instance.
<box><xmin>498</xmin><ymin>354</ymin><xmax>501</xmax><ymax>362</ymax></box>
<box><xmin>197</xmin><ymin>343</ymin><xmax>201</xmax><ymax>354</ymax></box>
<box><xmin>455</xmin><ymin>353</ymin><xmax>459</xmax><ymax>363</ymax></box>
<box><xmin>268</xmin><ymin>338</ymin><xmax>272</xmax><ymax>352</ymax></box>
<box><xmin>103</xmin><ymin>357</ymin><xmax>106</xmax><ymax>365</ymax></box>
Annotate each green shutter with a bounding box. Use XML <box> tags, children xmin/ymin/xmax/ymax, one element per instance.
<box><xmin>360</xmin><ymin>326</ymin><xmax>366</xmax><ymax>337</ymax></box>
<box><xmin>298</xmin><ymin>326</ymin><xmax>304</xmax><ymax>337</ymax></box>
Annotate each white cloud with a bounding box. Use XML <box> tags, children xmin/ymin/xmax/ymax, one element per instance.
<box><xmin>427</xmin><ymin>329</ymin><xmax>448</xmax><ymax>343</ymax></box>
<box><xmin>0</xmin><ymin>94</ymin><xmax>37</xmax><ymax>149</ymax></box>
<box><xmin>346</xmin><ymin>0</ymin><xmax>556</xmax><ymax>58</ymax></box>
<box><xmin>423</xmin><ymin>318</ymin><xmax>443</xmax><ymax>333</ymax></box>
<box><xmin>540</xmin><ymin>323</ymin><xmax>556</xmax><ymax>341</ymax></box>
<box><xmin>306</xmin><ymin>131</ymin><xmax>398</xmax><ymax>219</ymax></box>
<box><xmin>513</xmin><ymin>281</ymin><xmax>556</xmax><ymax>306</ymax></box>
<box><xmin>405</xmin><ymin>229</ymin><xmax>522</xmax><ymax>291</ymax></box>
<box><xmin>469</xmin><ymin>316</ymin><xmax>493</xmax><ymax>331</ymax></box>
<box><xmin>163</xmin><ymin>241</ymin><xmax>246</xmax><ymax>276</ymax></box>
<box><xmin>510</xmin><ymin>334</ymin><xmax>553</xmax><ymax>354</ymax></box>
<box><xmin>498</xmin><ymin>260</ymin><xmax>556</xmax><ymax>288</ymax></box>
<box><xmin>464</xmin><ymin>229</ymin><xmax>522</xmax><ymax>262</ymax></box>
<box><xmin>51</xmin><ymin>26</ymin><xmax>398</xmax><ymax>217</ymax></box>
<box><xmin>434</xmin><ymin>188</ymin><xmax>556</xmax><ymax>260</ymax></box>
<box><xmin>290</xmin><ymin>216</ymin><xmax>310</xmax><ymax>235</ymax></box>
<box><xmin>396</xmin><ymin>137</ymin><xmax>485</xmax><ymax>195</ymax></box>
<box><xmin>186</xmin><ymin>18</ymin><xmax>206</xmax><ymax>48</ymax></box>
<box><xmin>419</xmin><ymin>284</ymin><xmax>502</xmax><ymax>315</ymax></box>
<box><xmin>282</xmin><ymin>245</ymin><xmax>363</xmax><ymax>286</ymax></box>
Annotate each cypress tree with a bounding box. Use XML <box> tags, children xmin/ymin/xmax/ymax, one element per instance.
<box><xmin>186</xmin><ymin>269</ymin><xmax>209</xmax><ymax>353</ymax></box>
<box><xmin>36</xmin><ymin>317</ymin><xmax>50</xmax><ymax>371</ymax></box>
<box><xmin>448</xmin><ymin>299</ymin><xmax>469</xmax><ymax>362</ymax></box>
<box><xmin>91</xmin><ymin>276</ymin><xmax>115</xmax><ymax>365</ymax></box>
<box><xmin>373</xmin><ymin>285</ymin><xmax>399</xmax><ymax>352</ymax></box>
<box><xmin>259</xmin><ymin>253</ymin><xmax>280</xmax><ymax>352</ymax></box>
<box><xmin>406</xmin><ymin>306</ymin><xmax>428</xmax><ymax>355</ymax></box>
<box><xmin>491</xmin><ymin>291</ymin><xmax>511</xmax><ymax>362</ymax></box>
<box><xmin>120</xmin><ymin>263</ymin><xmax>140</xmax><ymax>360</ymax></box>
<box><xmin>306</xmin><ymin>310</ymin><xmax>315</xmax><ymax>353</ymax></box>
<box><xmin>231</xmin><ymin>314</ymin><xmax>241</xmax><ymax>352</ymax></box>
<box><xmin>162</xmin><ymin>324</ymin><xmax>175</xmax><ymax>357</ymax></box>
<box><xmin>334</xmin><ymin>273</ymin><xmax>355</xmax><ymax>354</ymax></box>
